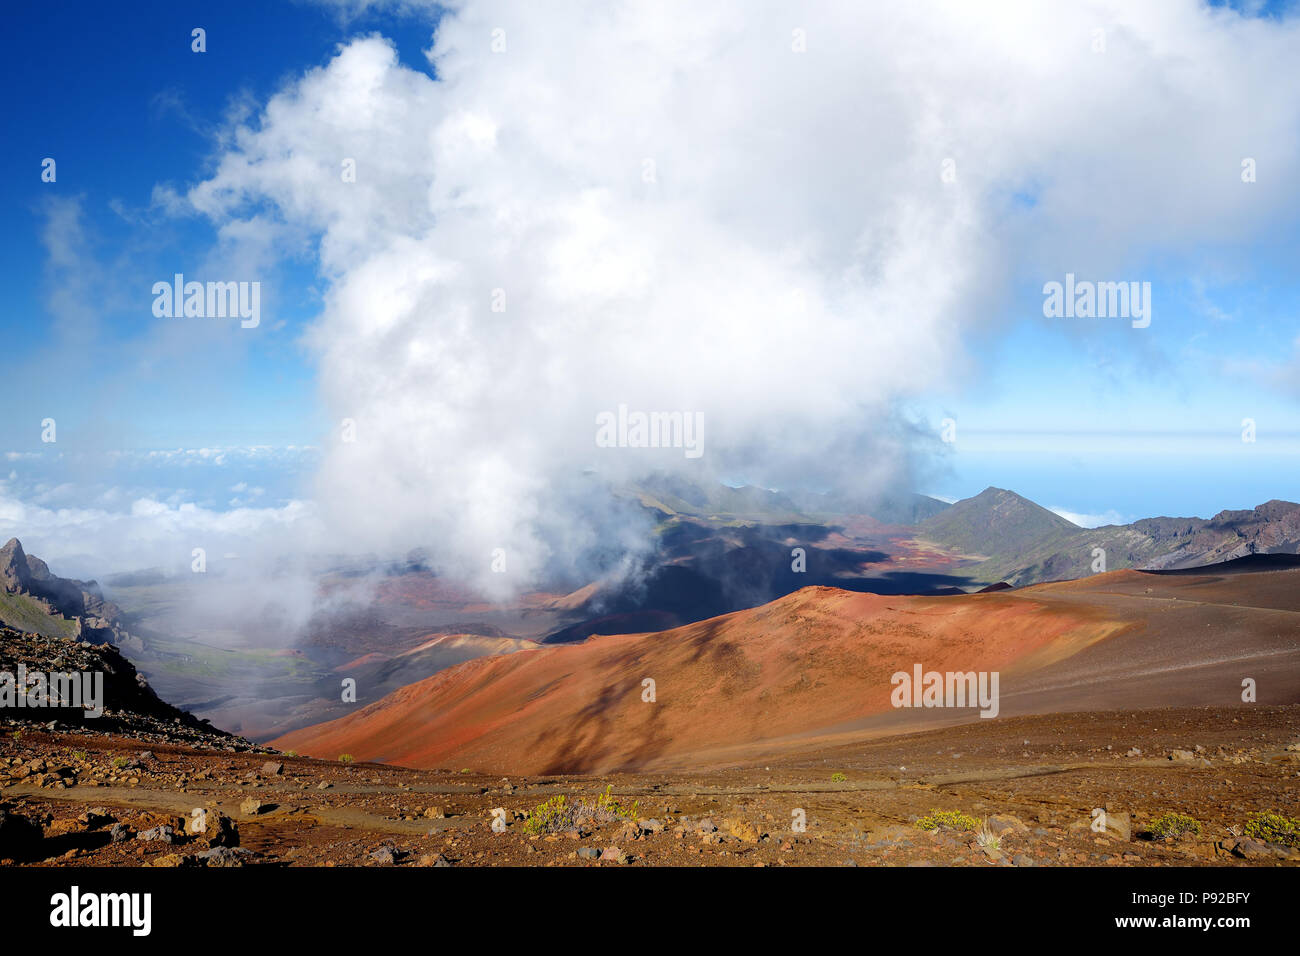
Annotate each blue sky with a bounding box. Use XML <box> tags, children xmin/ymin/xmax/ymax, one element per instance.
<box><xmin>2</xmin><ymin>1</ymin><xmax>444</xmax><ymax>516</ymax></box>
<box><xmin>2</xmin><ymin>0</ymin><xmax>1299</xmax><ymax>579</ymax></box>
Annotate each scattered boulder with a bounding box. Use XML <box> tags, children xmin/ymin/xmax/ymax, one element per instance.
<box><xmin>195</xmin><ymin>846</ymin><xmax>250</xmax><ymax>867</ymax></box>
<box><xmin>987</xmin><ymin>814</ymin><xmax>1029</xmax><ymax>837</ymax></box>
<box><xmin>725</xmin><ymin>819</ymin><xmax>761</xmax><ymax>843</ymax></box>
<box><xmin>370</xmin><ymin>844</ymin><xmax>406</xmax><ymax>865</ymax></box>
<box><xmin>599</xmin><ymin>846</ymin><xmax>628</xmax><ymax>864</ymax></box>
<box><xmin>1231</xmin><ymin>839</ymin><xmax>1289</xmax><ymax>860</ymax></box>
<box><xmin>191</xmin><ymin>807</ymin><xmax>239</xmax><ymax>847</ymax></box>
<box><xmin>261</xmin><ymin>761</ymin><xmax>284</xmax><ymax>776</ymax></box>
<box><xmin>239</xmin><ymin>798</ymin><xmax>267</xmax><ymax>816</ymax></box>
<box><xmin>135</xmin><ymin>825</ymin><xmax>180</xmax><ymax>845</ymax></box>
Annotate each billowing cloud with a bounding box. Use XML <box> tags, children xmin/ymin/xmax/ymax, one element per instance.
<box><xmin>184</xmin><ymin>0</ymin><xmax>1300</xmax><ymax>595</ymax></box>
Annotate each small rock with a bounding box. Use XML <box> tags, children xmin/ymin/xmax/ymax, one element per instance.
<box><xmin>370</xmin><ymin>845</ymin><xmax>403</xmax><ymax>865</ymax></box>
<box><xmin>1231</xmin><ymin>839</ymin><xmax>1287</xmax><ymax>860</ymax></box>
<box><xmin>195</xmin><ymin>846</ymin><xmax>249</xmax><ymax>868</ymax></box>
<box><xmin>135</xmin><ymin>825</ymin><xmax>179</xmax><ymax>845</ymax></box>
<box><xmin>725</xmin><ymin>819</ymin><xmax>760</xmax><ymax>843</ymax></box>
<box><xmin>986</xmin><ymin>814</ymin><xmax>1029</xmax><ymax>836</ymax></box>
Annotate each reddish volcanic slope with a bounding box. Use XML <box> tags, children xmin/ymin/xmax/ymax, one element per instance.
<box><xmin>274</xmin><ymin>567</ymin><xmax>1300</xmax><ymax>774</ymax></box>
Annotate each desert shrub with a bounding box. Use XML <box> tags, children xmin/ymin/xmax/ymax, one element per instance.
<box><xmin>523</xmin><ymin>794</ymin><xmax>576</xmax><ymax>835</ymax></box>
<box><xmin>1149</xmin><ymin>812</ymin><xmax>1201</xmax><ymax>839</ymax></box>
<box><xmin>593</xmin><ymin>784</ymin><xmax>639</xmax><ymax>822</ymax></box>
<box><xmin>111</xmin><ymin>756</ymin><xmax>129</xmax><ymax>770</ymax></box>
<box><xmin>521</xmin><ymin>786</ymin><xmax>639</xmax><ymax>834</ymax></box>
<box><xmin>338</xmin><ymin>753</ymin><xmax>354</xmax><ymax>764</ymax></box>
<box><xmin>1243</xmin><ymin>811</ymin><xmax>1300</xmax><ymax>847</ymax></box>
<box><xmin>915</xmin><ymin>809</ymin><xmax>979</xmax><ymax>832</ymax></box>
<box><xmin>831</xmin><ymin>772</ymin><xmax>847</xmax><ymax>783</ymax></box>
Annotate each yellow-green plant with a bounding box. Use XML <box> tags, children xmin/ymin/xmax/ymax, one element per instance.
<box><xmin>523</xmin><ymin>794</ymin><xmax>576</xmax><ymax>835</ymax></box>
<box><xmin>1243</xmin><ymin>811</ymin><xmax>1300</xmax><ymax>847</ymax></box>
<box><xmin>338</xmin><ymin>753</ymin><xmax>354</xmax><ymax>764</ymax></box>
<box><xmin>915</xmin><ymin>809</ymin><xmax>980</xmax><ymax>832</ymax></box>
<box><xmin>1149</xmin><ymin>812</ymin><xmax>1201</xmax><ymax>839</ymax></box>
<box><xmin>595</xmin><ymin>784</ymin><xmax>639</xmax><ymax>822</ymax></box>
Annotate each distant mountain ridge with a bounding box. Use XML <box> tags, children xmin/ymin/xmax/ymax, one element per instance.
<box><xmin>917</xmin><ymin>487</ymin><xmax>1077</xmax><ymax>556</ymax></box>
<box><xmin>631</xmin><ymin>474</ymin><xmax>951</xmax><ymax>525</ymax></box>
<box><xmin>917</xmin><ymin>490</ymin><xmax>1300</xmax><ymax>586</ymax></box>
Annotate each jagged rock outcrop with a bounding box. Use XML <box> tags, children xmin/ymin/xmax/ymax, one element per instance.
<box><xmin>0</xmin><ymin>538</ymin><xmax>135</xmax><ymax>648</ymax></box>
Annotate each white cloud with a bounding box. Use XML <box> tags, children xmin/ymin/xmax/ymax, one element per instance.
<box><xmin>179</xmin><ymin>0</ymin><xmax>1300</xmax><ymax>595</ymax></box>
<box><xmin>1050</xmin><ymin>507</ymin><xmax>1129</xmax><ymax>529</ymax></box>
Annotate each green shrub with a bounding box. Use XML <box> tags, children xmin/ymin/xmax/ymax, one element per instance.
<box><xmin>338</xmin><ymin>753</ymin><xmax>354</xmax><ymax>764</ymax></box>
<box><xmin>523</xmin><ymin>794</ymin><xmax>576</xmax><ymax>835</ymax></box>
<box><xmin>594</xmin><ymin>784</ymin><xmax>639</xmax><ymax>822</ymax></box>
<box><xmin>1149</xmin><ymin>812</ymin><xmax>1201</xmax><ymax>839</ymax></box>
<box><xmin>915</xmin><ymin>809</ymin><xmax>979</xmax><ymax>832</ymax></box>
<box><xmin>1243</xmin><ymin>811</ymin><xmax>1300</xmax><ymax>847</ymax></box>
<box><xmin>831</xmin><ymin>772</ymin><xmax>847</xmax><ymax>783</ymax></box>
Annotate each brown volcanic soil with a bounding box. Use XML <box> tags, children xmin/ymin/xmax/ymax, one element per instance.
<box><xmin>2</xmin><ymin>706</ymin><xmax>1298</xmax><ymax>867</ymax></box>
<box><xmin>274</xmin><ymin>567</ymin><xmax>1300</xmax><ymax>775</ymax></box>
<box><xmin>274</xmin><ymin>586</ymin><xmax>1125</xmax><ymax>774</ymax></box>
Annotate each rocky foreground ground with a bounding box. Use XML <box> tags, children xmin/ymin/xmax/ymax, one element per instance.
<box><xmin>2</xmin><ymin>705</ymin><xmax>1298</xmax><ymax>867</ymax></box>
